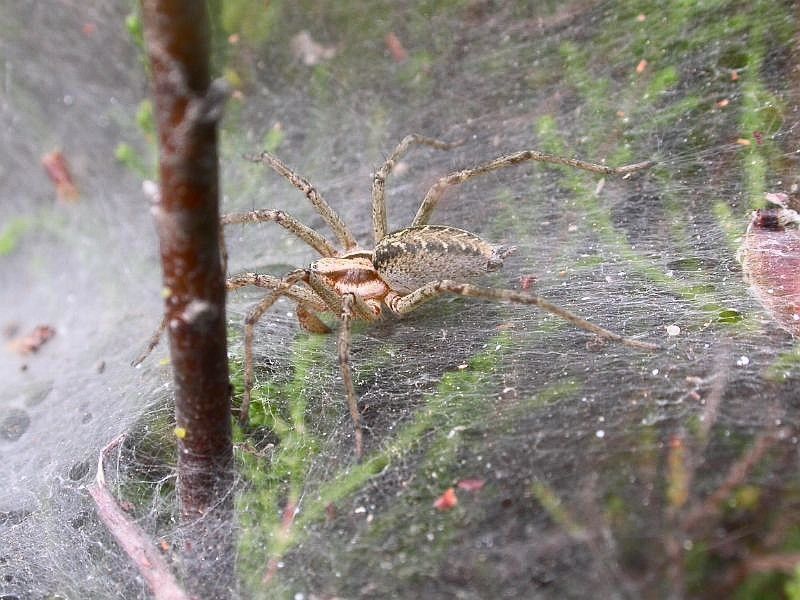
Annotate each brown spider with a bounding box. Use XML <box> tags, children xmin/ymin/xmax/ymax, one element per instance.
<box><xmin>137</xmin><ymin>135</ymin><xmax>658</xmax><ymax>457</ymax></box>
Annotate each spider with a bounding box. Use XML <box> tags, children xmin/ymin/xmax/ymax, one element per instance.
<box><xmin>137</xmin><ymin>135</ymin><xmax>658</xmax><ymax>457</ymax></box>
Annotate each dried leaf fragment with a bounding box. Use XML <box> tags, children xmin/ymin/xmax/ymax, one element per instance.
<box><xmin>667</xmin><ymin>433</ymin><xmax>689</xmax><ymax>509</ymax></box>
<box><xmin>41</xmin><ymin>151</ymin><xmax>79</xmax><ymax>202</ymax></box>
<box><xmin>433</xmin><ymin>487</ymin><xmax>458</xmax><ymax>511</ymax></box>
<box><xmin>385</xmin><ymin>32</ymin><xmax>408</xmax><ymax>63</ymax></box>
<box><xmin>8</xmin><ymin>324</ymin><xmax>56</xmax><ymax>355</ymax></box>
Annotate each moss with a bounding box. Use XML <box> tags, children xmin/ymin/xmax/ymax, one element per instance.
<box><xmin>764</xmin><ymin>344</ymin><xmax>800</xmax><ymax>383</ymax></box>
<box><xmin>220</xmin><ymin>0</ymin><xmax>283</xmax><ymax>46</ymax></box>
<box><xmin>0</xmin><ymin>217</ymin><xmax>32</xmax><ymax>256</ymax></box>
<box><xmin>647</xmin><ymin>66</ymin><xmax>680</xmax><ymax>97</ymax></box>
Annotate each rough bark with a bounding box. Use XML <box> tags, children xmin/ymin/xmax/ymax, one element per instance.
<box><xmin>140</xmin><ymin>2</ymin><xmax>233</xmax><ymax>596</ymax></box>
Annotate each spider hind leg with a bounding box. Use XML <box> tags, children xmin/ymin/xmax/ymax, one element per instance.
<box><xmin>387</xmin><ymin>279</ymin><xmax>659</xmax><ymax>352</ymax></box>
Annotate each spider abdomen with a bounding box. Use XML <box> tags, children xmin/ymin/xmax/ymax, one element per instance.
<box><xmin>373</xmin><ymin>225</ymin><xmax>515</xmax><ymax>294</ymax></box>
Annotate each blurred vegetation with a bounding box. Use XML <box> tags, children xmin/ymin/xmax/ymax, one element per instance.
<box><xmin>107</xmin><ymin>0</ymin><xmax>800</xmax><ymax>598</ymax></box>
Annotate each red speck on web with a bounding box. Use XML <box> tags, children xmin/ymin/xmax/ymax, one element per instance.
<box><xmin>433</xmin><ymin>488</ymin><xmax>458</xmax><ymax>511</ymax></box>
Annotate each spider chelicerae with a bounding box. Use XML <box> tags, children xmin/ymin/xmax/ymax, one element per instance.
<box><xmin>138</xmin><ymin>135</ymin><xmax>658</xmax><ymax>457</ymax></box>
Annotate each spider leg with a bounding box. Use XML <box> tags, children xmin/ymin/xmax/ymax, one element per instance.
<box><xmin>372</xmin><ymin>134</ymin><xmax>462</xmax><ymax>244</ymax></box>
<box><xmin>337</xmin><ymin>294</ymin><xmax>363</xmax><ymax>457</ymax></box>
<box><xmin>136</xmin><ymin>209</ymin><xmax>333</xmax><ymax>367</ymax></box>
<box><xmin>230</xmin><ymin>271</ymin><xmax>332</xmax><ymax>331</ymax></box>
<box><xmin>131</xmin><ymin>271</ymin><xmax>328</xmax><ymax>367</ymax></box>
<box><xmin>411</xmin><ymin>150</ymin><xmax>655</xmax><ymax>227</ymax></box>
<box><xmin>246</xmin><ymin>151</ymin><xmax>358</xmax><ymax>251</ymax></box>
<box><xmin>240</xmin><ymin>269</ymin><xmax>309</xmax><ymax>426</ymax></box>
<box><xmin>222</xmin><ymin>209</ymin><xmax>338</xmax><ymax>258</ymax></box>
<box><xmin>227</xmin><ymin>272</ymin><xmax>327</xmax><ymax>310</ymax></box>
<box><xmin>238</xmin><ymin>271</ymin><xmax>375</xmax><ymax>455</ymax></box>
<box><xmin>386</xmin><ymin>280</ymin><xmax>660</xmax><ymax>351</ymax></box>
<box><xmin>297</xmin><ymin>276</ymin><xmax>378</xmax><ymax>457</ymax></box>
<box><xmin>131</xmin><ymin>313</ymin><xmax>168</xmax><ymax>367</ymax></box>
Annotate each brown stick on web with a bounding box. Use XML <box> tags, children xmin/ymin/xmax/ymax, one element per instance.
<box><xmin>88</xmin><ymin>435</ymin><xmax>189</xmax><ymax>600</ymax></box>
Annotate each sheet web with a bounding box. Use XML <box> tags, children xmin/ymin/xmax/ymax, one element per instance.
<box><xmin>1</xmin><ymin>1</ymin><xmax>799</xmax><ymax>598</ymax></box>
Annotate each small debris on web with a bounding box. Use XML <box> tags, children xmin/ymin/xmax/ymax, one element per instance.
<box><xmin>290</xmin><ymin>31</ymin><xmax>337</xmax><ymax>66</ymax></box>
<box><xmin>433</xmin><ymin>488</ymin><xmax>458</xmax><ymax>511</ymax></box>
<box><xmin>3</xmin><ymin>322</ymin><xmax>20</xmax><ymax>338</ymax></box>
<box><xmin>519</xmin><ymin>274</ymin><xmax>536</xmax><ymax>290</ymax></box>
<box><xmin>7</xmin><ymin>324</ymin><xmax>56</xmax><ymax>355</ymax></box>
<box><xmin>325</xmin><ymin>502</ymin><xmax>336</xmax><ymax>523</ymax></box>
<box><xmin>385</xmin><ymin>32</ymin><xmax>408</xmax><ymax>63</ymax></box>
<box><xmin>41</xmin><ymin>150</ymin><xmax>79</xmax><ymax>202</ymax></box>
<box><xmin>457</xmin><ymin>479</ymin><xmax>485</xmax><ymax>492</ymax></box>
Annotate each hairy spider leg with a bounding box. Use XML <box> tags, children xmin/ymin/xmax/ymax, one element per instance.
<box><xmin>412</xmin><ymin>150</ymin><xmax>656</xmax><ymax>227</ymax></box>
<box><xmin>246</xmin><ymin>151</ymin><xmax>357</xmax><ymax>251</ymax></box>
<box><xmin>227</xmin><ymin>272</ymin><xmax>327</xmax><ymax>308</ymax></box>
<box><xmin>236</xmin><ymin>266</ymin><xmax>380</xmax><ymax>449</ymax></box>
<box><xmin>337</xmin><ymin>294</ymin><xmax>362</xmax><ymax>456</ymax></box>
<box><xmin>387</xmin><ymin>279</ymin><xmax>660</xmax><ymax>352</ymax></box>
<box><xmin>371</xmin><ymin>134</ymin><xmax>462</xmax><ymax>244</ymax></box>
<box><xmin>131</xmin><ymin>313</ymin><xmax>168</xmax><ymax>367</ymax></box>
<box><xmin>133</xmin><ymin>209</ymin><xmax>338</xmax><ymax>367</ymax></box>
<box><xmin>240</xmin><ymin>269</ymin><xmax>310</xmax><ymax>425</ymax></box>
<box><xmin>221</xmin><ymin>209</ymin><xmax>338</xmax><ymax>257</ymax></box>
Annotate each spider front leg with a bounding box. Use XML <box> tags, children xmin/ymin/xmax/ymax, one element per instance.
<box><xmin>236</xmin><ymin>269</ymin><xmax>374</xmax><ymax>457</ymax></box>
<box><xmin>411</xmin><ymin>150</ymin><xmax>655</xmax><ymax>227</ymax></box>
<box><xmin>134</xmin><ymin>209</ymin><xmax>337</xmax><ymax>366</ymax></box>
<box><xmin>387</xmin><ymin>280</ymin><xmax>660</xmax><ymax>351</ymax></box>
<box><xmin>246</xmin><ymin>151</ymin><xmax>358</xmax><ymax>250</ymax></box>
<box><xmin>372</xmin><ymin>134</ymin><xmax>462</xmax><ymax>243</ymax></box>
<box><xmin>239</xmin><ymin>269</ymin><xmax>309</xmax><ymax>426</ymax></box>
<box><xmin>222</xmin><ymin>209</ymin><xmax>338</xmax><ymax>258</ymax></box>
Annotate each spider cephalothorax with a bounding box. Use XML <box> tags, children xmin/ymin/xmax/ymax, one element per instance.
<box><xmin>137</xmin><ymin>134</ymin><xmax>658</xmax><ymax>457</ymax></box>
